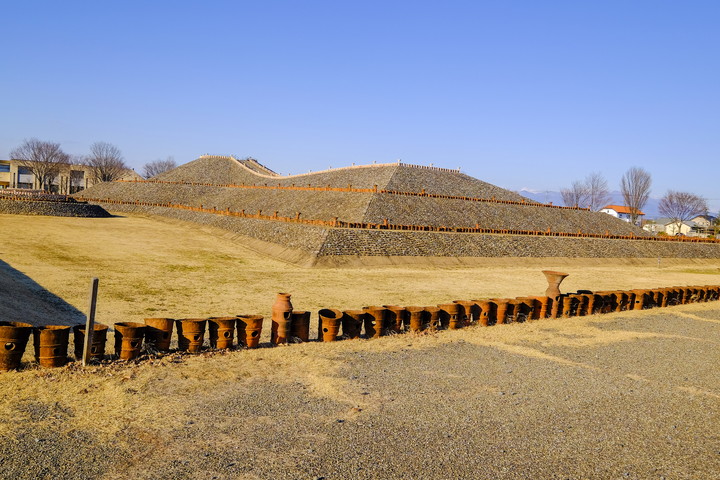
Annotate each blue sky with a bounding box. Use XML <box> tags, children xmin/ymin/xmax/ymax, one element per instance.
<box><xmin>2</xmin><ymin>1</ymin><xmax>719</xmax><ymax>211</ymax></box>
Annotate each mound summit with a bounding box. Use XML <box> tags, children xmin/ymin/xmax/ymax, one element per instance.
<box><xmin>76</xmin><ymin>156</ymin><xmax>720</xmax><ymax>266</ymax></box>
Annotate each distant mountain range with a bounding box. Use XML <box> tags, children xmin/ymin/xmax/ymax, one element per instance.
<box><xmin>518</xmin><ymin>189</ymin><xmax>662</xmax><ymax>218</ymax></box>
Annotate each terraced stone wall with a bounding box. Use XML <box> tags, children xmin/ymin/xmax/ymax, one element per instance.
<box><xmin>0</xmin><ymin>199</ymin><xmax>110</xmax><ymax>217</ymax></box>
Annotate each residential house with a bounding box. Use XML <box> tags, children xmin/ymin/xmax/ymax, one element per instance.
<box><xmin>600</xmin><ymin>205</ymin><xmax>645</xmax><ymax>224</ymax></box>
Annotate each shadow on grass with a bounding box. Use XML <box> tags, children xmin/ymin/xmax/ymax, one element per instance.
<box><xmin>0</xmin><ymin>259</ymin><xmax>85</xmax><ymax>326</ymax></box>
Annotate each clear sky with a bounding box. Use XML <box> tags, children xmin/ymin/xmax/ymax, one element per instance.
<box><xmin>2</xmin><ymin>1</ymin><xmax>719</xmax><ymax>211</ymax></box>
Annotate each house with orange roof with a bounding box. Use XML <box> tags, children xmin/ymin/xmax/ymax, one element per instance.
<box><xmin>599</xmin><ymin>204</ymin><xmax>645</xmax><ymax>223</ymax></box>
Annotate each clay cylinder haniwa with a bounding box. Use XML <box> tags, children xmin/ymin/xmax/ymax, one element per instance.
<box><xmin>73</xmin><ymin>323</ymin><xmax>108</xmax><ymax>361</ymax></box>
<box><xmin>474</xmin><ymin>300</ymin><xmax>494</xmax><ymax>326</ymax></box>
<box><xmin>584</xmin><ymin>294</ymin><xmax>596</xmax><ymax>315</ymax></box>
<box><xmin>542</xmin><ymin>270</ymin><xmax>569</xmax><ymax>299</ymax></box>
<box><xmin>144</xmin><ymin>318</ymin><xmax>174</xmax><ymax>351</ymax></box>
<box><xmin>493</xmin><ymin>299</ymin><xmax>511</xmax><ymax>324</ymax></box>
<box><xmin>453</xmin><ymin>300</ymin><xmax>477</xmax><ymax>326</ymax></box>
<box><xmin>0</xmin><ymin>321</ymin><xmax>33</xmax><ymax>371</ymax></box>
<box><xmin>531</xmin><ymin>296</ymin><xmax>550</xmax><ymax>319</ymax></box>
<box><xmin>513</xmin><ymin>298</ymin><xmax>535</xmax><ymax>322</ymax></box>
<box><xmin>271</xmin><ymin>293</ymin><xmax>293</xmax><ymax>345</ymax></box>
<box><xmin>319</xmin><ymin>309</ymin><xmax>343</xmax><ymax>342</ymax></box>
<box><xmin>362</xmin><ymin>306</ymin><xmax>386</xmax><ymax>338</ymax></box>
<box><xmin>562</xmin><ymin>296</ymin><xmax>574</xmax><ymax>318</ymax></box>
<box><xmin>405</xmin><ymin>307</ymin><xmax>426</xmax><ymax>332</ymax></box>
<box><xmin>208</xmin><ymin>317</ymin><xmax>236</xmax><ymax>349</ymax></box>
<box><xmin>424</xmin><ymin>306</ymin><xmax>441</xmax><ymax>330</ymax></box>
<box><xmin>290</xmin><ymin>311</ymin><xmax>310</xmax><ymax>342</ymax></box>
<box><xmin>114</xmin><ymin>322</ymin><xmax>146</xmax><ymax>360</ymax></box>
<box><xmin>33</xmin><ymin>325</ymin><xmax>71</xmax><ymax>368</ymax></box>
<box><xmin>632</xmin><ymin>290</ymin><xmax>647</xmax><ymax>310</ymax></box>
<box><xmin>438</xmin><ymin>303</ymin><xmax>462</xmax><ymax>329</ymax></box>
<box><xmin>382</xmin><ymin>305</ymin><xmax>407</xmax><ymax>333</ymax></box>
<box><xmin>237</xmin><ymin>315</ymin><xmax>263</xmax><ymax>348</ymax></box>
<box><xmin>341</xmin><ymin>310</ymin><xmax>365</xmax><ymax>339</ymax></box>
<box><xmin>176</xmin><ymin>318</ymin><xmax>206</xmax><ymax>353</ymax></box>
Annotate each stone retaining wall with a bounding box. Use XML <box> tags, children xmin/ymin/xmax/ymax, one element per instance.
<box><xmin>0</xmin><ymin>199</ymin><xmax>110</xmax><ymax>218</ymax></box>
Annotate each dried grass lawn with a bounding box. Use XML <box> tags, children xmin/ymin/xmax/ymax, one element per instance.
<box><xmin>1</xmin><ymin>213</ymin><xmax>719</xmax><ymax>479</ymax></box>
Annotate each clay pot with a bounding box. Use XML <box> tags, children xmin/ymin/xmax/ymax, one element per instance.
<box><xmin>319</xmin><ymin>309</ymin><xmax>343</xmax><ymax>342</ymax></box>
<box><xmin>362</xmin><ymin>306</ymin><xmax>386</xmax><ymax>338</ymax></box>
<box><xmin>144</xmin><ymin>317</ymin><xmax>174</xmax><ymax>351</ymax></box>
<box><xmin>383</xmin><ymin>306</ymin><xmax>407</xmax><ymax>333</ymax></box>
<box><xmin>542</xmin><ymin>270</ymin><xmax>569</xmax><ymax>299</ymax></box>
<box><xmin>424</xmin><ymin>306</ymin><xmax>441</xmax><ymax>330</ymax></box>
<box><xmin>474</xmin><ymin>300</ymin><xmax>494</xmax><ymax>326</ymax></box>
<box><xmin>290</xmin><ymin>311</ymin><xmax>311</xmax><ymax>342</ymax></box>
<box><xmin>0</xmin><ymin>321</ymin><xmax>33</xmax><ymax>371</ymax></box>
<box><xmin>73</xmin><ymin>323</ymin><xmax>108</xmax><ymax>361</ymax></box>
<box><xmin>237</xmin><ymin>315</ymin><xmax>263</xmax><ymax>348</ymax></box>
<box><xmin>32</xmin><ymin>325</ymin><xmax>70</xmax><ymax>368</ymax></box>
<box><xmin>438</xmin><ymin>303</ymin><xmax>462</xmax><ymax>329</ymax></box>
<box><xmin>405</xmin><ymin>307</ymin><xmax>426</xmax><ymax>332</ymax></box>
<box><xmin>114</xmin><ymin>322</ymin><xmax>146</xmax><ymax>360</ymax></box>
<box><xmin>272</xmin><ymin>293</ymin><xmax>293</xmax><ymax>345</ymax></box>
<box><xmin>208</xmin><ymin>317</ymin><xmax>237</xmax><ymax>349</ymax></box>
<box><xmin>176</xmin><ymin>318</ymin><xmax>206</xmax><ymax>353</ymax></box>
<box><xmin>341</xmin><ymin>310</ymin><xmax>365</xmax><ymax>339</ymax></box>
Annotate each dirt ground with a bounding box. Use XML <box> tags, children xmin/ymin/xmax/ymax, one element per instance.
<box><xmin>1</xmin><ymin>213</ymin><xmax>719</xmax><ymax>479</ymax></box>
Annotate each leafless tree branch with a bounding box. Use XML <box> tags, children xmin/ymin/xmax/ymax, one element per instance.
<box><xmin>620</xmin><ymin>167</ymin><xmax>652</xmax><ymax>224</ymax></box>
<box><xmin>9</xmin><ymin>138</ymin><xmax>70</xmax><ymax>190</ymax></box>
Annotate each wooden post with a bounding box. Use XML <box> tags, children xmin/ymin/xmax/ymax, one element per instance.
<box><xmin>82</xmin><ymin>278</ymin><xmax>99</xmax><ymax>366</ymax></box>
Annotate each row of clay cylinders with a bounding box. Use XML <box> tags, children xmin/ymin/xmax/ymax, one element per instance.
<box><xmin>145</xmin><ymin>316</ymin><xmax>267</xmax><ymax>352</ymax></box>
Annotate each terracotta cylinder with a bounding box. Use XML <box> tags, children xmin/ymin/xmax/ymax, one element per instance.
<box><xmin>272</xmin><ymin>293</ymin><xmax>293</xmax><ymax>344</ymax></box>
<box><xmin>531</xmin><ymin>296</ymin><xmax>550</xmax><ymax>319</ymax></box>
<box><xmin>453</xmin><ymin>300</ymin><xmax>478</xmax><ymax>326</ymax></box>
<box><xmin>208</xmin><ymin>317</ymin><xmax>237</xmax><ymax>349</ymax></box>
<box><xmin>237</xmin><ymin>315</ymin><xmax>263</xmax><ymax>348</ymax></box>
<box><xmin>32</xmin><ymin>325</ymin><xmax>70</xmax><ymax>368</ymax></box>
<box><xmin>570</xmin><ymin>294</ymin><xmax>586</xmax><ymax>316</ymax></box>
<box><xmin>494</xmin><ymin>299</ymin><xmax>511</xmax><ymax>324</ymax></box>
<box><xmin>610</xmin><ymin>291</ymin><xmax>624</xmax><ymax>312</ymax></box>
<box><xmin>362</xmin><ymin>307</ymin><xmax>386</xmax><ymax>338</ymax></box>
<box><xmin>341</xmin><ymin>310</ymin><xmax>365</xmax><ymax>339</ymax></box>
<box><xmin>73</xmin><ymin>323</ymin><xmax>108</xmax><ymax>361</ymax></box>
<box><xmin>475</xmin><ymin>300</ymin><xmax>494</xmax><ymax>326</ymax></box>
<box><xmin>144</xmin><ymin>317</ymin><xmax>174</xmax><ymax>351</ymax></box>
<box><xmin>0</xmin><ymin>321</ymin><xmax>33</xmax><ymax>371</ymax></box>
<box><xmin>176</xmin><ymin>318</ymin><xmax>206</xmax><ymax>353</ymax></box>
<box><xmin>562</xmin><ymin>296</ymin><xmax>573</xmax><ymax>318</ymax></box>
<box><xmin>631</xmin><ymin>290</ymin><xmax>648</xmax><ymax>310</ymax></box>
<box><xmin>290</xmin><ymin>311</ymin><xmax>310</xmax><ymax>342</ymax></box>
<box><xmin>584</xmin><ymin>294</ymin><xmax>596</xmax><ymax>315</ymax></box>
<box><xmin>383</xmin><ymin>305</ymin><xmax>407</xmax><ymax>333</ymax></box>
<box><xmin>405</xmin><ymin>307</ymin><xmax>426</xmax><ymax>332</ymax></box>
<box><xmin>319</xmin><ymin>309</ymin><xmax>343</xmax><ymax>342</ymax></box>
<box><xmin>513</xmin><ymin>297</ymin><xmax>535</xmax><ymax>322</ymax></box>
<box><xmin>425</xmin><ymin>306</ymin><xmax>441</xmax><ymax>330</ymax></box>
<box><xmin>438</xmin><ymin>303</ymin><xmax>462</xmax><ymax>329</ymax></box>
<box><xmin>114</xmin><ymin>322</ymin><xmax>146</xmax><ymax>360</ymax></box>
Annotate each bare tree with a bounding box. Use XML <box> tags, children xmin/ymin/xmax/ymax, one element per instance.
<box><xmin>658</xmin><ymin>191</ymin><xmax>708</xmax><ymax>235</ymax></box>
<box><xmin>142</xmin><ymin>156</ymin><xmax>177</xmax><ymax>178</ymax></box>
<box><xmin>561</xmin><ymin>180</ymin><xmax>589</xmax><ymax>208</ymax></box>
<box><xmin>585</xmin><ymin>172</ymin><xmax>611</xmax><ymax>211</ymax></box>
<box><xmin>87</xmin><ymin>142</ymin><xmax>128</xmax><ymax>182</ymax></box>
<box><xmin>9</xmin><ymin>138</ymin><xmax>70</xmax><ymax>190</ymax></box>
<box><xmin>620</xmin><ymin>167</ymin><xmax>652</xmax><ymax>224</ymax></box>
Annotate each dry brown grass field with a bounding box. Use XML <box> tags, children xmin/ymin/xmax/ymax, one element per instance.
<box><xmin>1</xmin><ymin>212</ymin><xmax>719</xmax><ymax>479</ymax></box>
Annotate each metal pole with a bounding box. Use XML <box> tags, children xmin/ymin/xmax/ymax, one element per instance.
<box><xmin>82</xmin><ymin>278</ymin><xmax>99</xmax><ymax>366</ymax></box>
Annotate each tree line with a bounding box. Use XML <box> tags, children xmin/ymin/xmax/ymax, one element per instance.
<box><xmin>562</xmin><ymin>167</ymin><xmax>713</xmax><ymax>234</ymax></box>
<box><xmin>8</xmin><ymin>138</ymin><xmax>177</xmax><ymax>188</ymax></box>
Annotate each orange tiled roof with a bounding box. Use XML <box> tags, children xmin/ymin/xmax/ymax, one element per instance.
<box><xmin>602</xmin><ymin>205</ymin><xmax>645</xmax><ymax>215</ymax></box>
